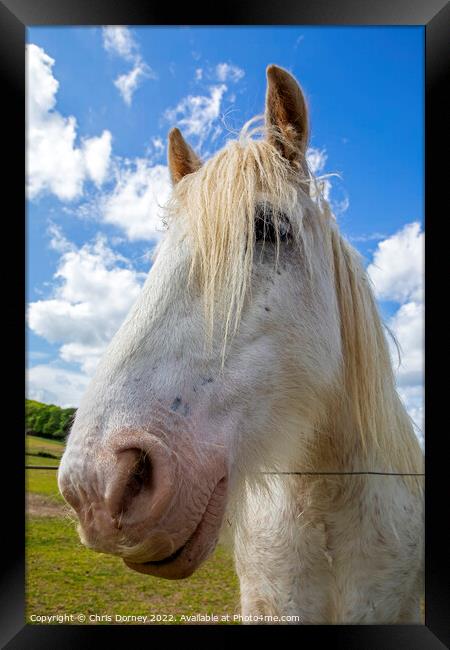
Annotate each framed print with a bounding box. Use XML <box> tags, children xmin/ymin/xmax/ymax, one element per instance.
<box><xmin>1</xmin><ymin>0</ymin><xmax>448</xmax><ymax>646</ymax></box>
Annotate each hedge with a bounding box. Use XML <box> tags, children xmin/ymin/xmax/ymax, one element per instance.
<box><xmin>25</xmin><ymin>399</ymin><xmax>76</xmax><ymax>441</ymax></box>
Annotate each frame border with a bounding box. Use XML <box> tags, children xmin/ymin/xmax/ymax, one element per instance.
<box><xmin>3</xmin><ymin>0</ymin><xmax>448</xmax><ymax>646</ymax></box>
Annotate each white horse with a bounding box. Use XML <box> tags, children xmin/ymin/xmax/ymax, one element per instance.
<box><xmin>58</xmin><ymin>65</ymin><xmax>424</xmax><ymax>624</ymax></box>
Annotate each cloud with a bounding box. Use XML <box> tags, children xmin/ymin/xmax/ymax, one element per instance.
<box><xmin>146</xmin><ymin>136</ymin><xmax>165</xmax><ymax>163</ymax></box>
<box><xmin>305</xmin><ymin>148</ymin><xmax>349</xmax><ymax>215</ymax></box>
<box><xmin>151</xmin><ymin>136</ymin><xmax>164</xmax><ymax>153</ymax></box>
<box><xmin>102</xmin><ymin>26</ymin><xmax>155</xmax><ymax>105</ymax></box>
<box><xmin>101</xmin><ymin>160</ymin><xmax>171</xmax><ymax>241</ymax></box>
<box><xmin>332</xmin><ymin>195</ymin><xmax>350</xmax><ymax>215</ymax></box>
<box><xmin>397</xmin><ymin>384</ymin><xmax>424</xmax><ymax>447</ymax></box>
<box><xmin>48</xmin><ymin>223</ymin><xmax>74</xmax><ymax>253</ymax></box>
<box><xmin>26</xmin><ymin>44</ymin><xmax>112</xmax><ymax>201</ymax></box>
<box><xmin>367</xmin><ymin>222</ymin><xmax>424</xmax><ymax>438</ymax></box>
<box><xmin>82</xmin><ymin>131</ymin><xmax>113</xmax><ymax>185</ymax></box>
<box><xmin>367</xmin><ymin>222</ymin><xmax>424</xmax><ymax>303</ymax></box>
<box><xmin>215</xmin><ymin>63</ymin><xmax>245</xmax><ymax>83</ymax></box>
<box><xmin>164</xmin><ymin>84</ymin><xmax>227</xmax><ymax>147</ymax></box>
<box><xmin>348</xmin><ymin>232</ymin><xmax>387</xmax><ymax>243</ymax></box>
<box><xmin>114</xmin><ymin>61</ymin><xmax>153</xmax><ymax>105</ymax></box>
<box><xmin>27</xmin><ymin>351</ymin><xmax>51</xmax><ymax>362</ymax></box>
<box><xmin>27</xmin><ymin>233</ymin><xmax>146</xmax><ymax>376</ymax></box>
<box><xmin>27</xmin><ymin>364</ymin><xmax>90</xmax><ymax>409</ymax></box>
<box><xmin>305</xmin><ymin>147</ymin><xmax>333</xmax><ymax>202</ymax></box>
<box><xmin>389</xmin><ymin>301</ymin><xmax>424</xmax><ymax>388</ymax></box>
<box><xmin>102</xmin><ymin>25</ymin><xmax>137</xmax><ymax>61</ymax></box>
<box><xmin>306</xmin><ymin>147</ymin><xmax>328</xmax><ymax>174</ymax></box>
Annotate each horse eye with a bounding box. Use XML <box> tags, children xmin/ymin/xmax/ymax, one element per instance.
<box><xmin>254</xmin><ymin>205</ymin><xmax>292</xmax><ymax>243</ymax></box>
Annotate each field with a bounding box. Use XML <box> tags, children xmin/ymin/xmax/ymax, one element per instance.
<box><xmin>26</xmin><ymin>435</ymin><xmax>240</xmax><ymax>625</ymax></box>
<box><xmin>26</xmin><ymin>434</ymin><xmax>424</xmax><ymax>625</ymax></box>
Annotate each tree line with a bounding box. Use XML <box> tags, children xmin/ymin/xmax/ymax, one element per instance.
<box><xmin>26</xmin><ymin>399</ymin><xmax>76</xmax><ymax>440</ymax></box>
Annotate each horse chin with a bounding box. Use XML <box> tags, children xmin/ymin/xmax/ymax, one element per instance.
<box><xmin>124</xmin><ymin>476</ymin><xmax>228</xmax><ymax>580</ymax></box>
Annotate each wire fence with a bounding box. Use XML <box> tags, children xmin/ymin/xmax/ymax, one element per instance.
<box><xmin>25</xmin><ymin>466</ymin><xmax>424</xmax><ymax>476</ymax></box>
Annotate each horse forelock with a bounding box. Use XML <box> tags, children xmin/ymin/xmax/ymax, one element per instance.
<box><xmin>164</xmin><ymin>118</ymin><xmax>328</xmax><ymax>346</ymax></box>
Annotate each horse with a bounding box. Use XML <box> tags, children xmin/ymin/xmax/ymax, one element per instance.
<box><xmin>58</xmin><ymin>64</ymin><xmax>424</xmax><ymax>624</ymax></box>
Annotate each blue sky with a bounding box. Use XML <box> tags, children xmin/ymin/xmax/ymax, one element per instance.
<box><xmin>25</xmin><ymin>26</ymin><xmax>424</xmax><ymax>441</ymax></box>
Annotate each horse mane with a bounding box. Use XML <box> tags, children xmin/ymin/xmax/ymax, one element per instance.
<box><xmin>328</xmin><ymin>221</ymin><xmax>423</xmax><ymax>480</ymax></box>
<box><xmin>166</xmin><ymin>119</ymin><xmax>316</xmax><ymax>343</ymax></box>
<box><xmin>165</xmin><ymin>119</ymin><xmax>423</xmax><ymax>480</ymax></box>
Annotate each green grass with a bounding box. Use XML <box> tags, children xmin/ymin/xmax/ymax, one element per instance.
<box><xmin>26</xmin><ymin>435</ymin><xmax>64</xmax><ymax>500</ymax></box>
<box><xmin>26</xmin><ymin>454</ymin><xmax>60</xmax><ymax>467</ymax></box>
<box><xmin>26</xmin><ymin>436</ymin><xmax>240</xmax><ymax>624</ymax></box>
<box><xmin>26</xmin><ymin>467</ymin><xmax>64</xmax><ymax>502</ymax></box>
<box><xmin>27</xmin><ymin>516</ymin><xmax>240</xmax><ymax>624</ymax></box>
<box><xmin>26</xmin><ymin>435</ymin><xmax>65</xmax><ymax>458</ymax></box>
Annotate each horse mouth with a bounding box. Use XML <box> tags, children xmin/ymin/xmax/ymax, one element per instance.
<box><xmin>124</xmin><ymin>476</ymin><xmax>228</xmax><ymax>579</ymax></box>
<box><xmin>143</xmin><ymin>541</ymin><xmax>187</xmax><ymax>566</ymax></box>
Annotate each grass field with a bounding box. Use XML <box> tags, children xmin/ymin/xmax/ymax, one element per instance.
<box><xmin>26</xmin><ymin>435</ymin><xmax>240</xmax><ymax>625</ymax></box>
<box><xmin>26</xmin><ymin>434</ymin><xmax>424</xmax><ymax>625</ymax></box>
<box><xmin>26</xmin><ymin>435</ymin><xmax>65</xmax><ymax>502</ymax></box>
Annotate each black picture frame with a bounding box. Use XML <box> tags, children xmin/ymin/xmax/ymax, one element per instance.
<box><xmin>3</xmin><ymin>0</ymin><xmax>448</xmax><ymax>646</ymax></box>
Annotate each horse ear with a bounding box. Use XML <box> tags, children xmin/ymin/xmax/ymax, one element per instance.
<box><xmin>167</xmin><ymin>127</ymin><xmax>202</xmax><ymax>184</ymax></box>
<box><xmin>265</xmin><ymin>65</ymin><xmax>309</xmax><ymax>170</ymax></box>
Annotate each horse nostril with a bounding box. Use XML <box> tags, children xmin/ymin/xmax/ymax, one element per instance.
<box><xmin>121</xmin><ymin>450</ymin><xmax>153</xmax><ymax>514</ymax></box>
<box><xmin>106</xmin><ymin>448</ymin><xmax>153</xmax><ymax>523</ymax></box>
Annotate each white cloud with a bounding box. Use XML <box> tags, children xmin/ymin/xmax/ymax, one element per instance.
<box><xmin>48</xmin><ymin>223</ymin><xmax>74</xmax><ymax>253</ymax></box>
<box><xmin>389</xmin><ymin>301</ymin><xmax>424</xmax><ymax>387</ymax></box>
<box><xmin>397</xmin><ymin>384</ymin><xmax>424</xmax><ymax>447</ymax></box>
<box><xmin>332</xmin><ymin>195</ymin><xmax>350</xmax><ymax>215</ymax></box>
<box><xmin>215</xmin><ymin>63</ymin><xmax>244</xmax><ymax>83</ymax></box>
<box><xmin>306</xmin><ymin>147</ymin><xmax>348</xmax><ymax>215</ymax></box>
<box><xmin>59</xmin><ymin>342</ymin><xmax>110</xmax><ymax>377</ymax></box>
<box><xmin>145</xmin><ymin>136</ymin><xmax>165</xmax><ymax>163</ymax></box>
<box><xmin>306</xmin><ymin>147</ymin><xmax>328</xmax><ymax>174</ymax></box>
<box><xmin>28</xmin><ymin>234</ymin><xmax>146</xmax><ymax>376</ymax></box>
<box><xmin>102</xmin><ymin>25</ymin><xmax>137</xmax><ymax>61</ymax></box>
<box><xmin>144</xmin><ymin>136</ymin><xmax>165</xmax><ymax>164</ymax></box>
<box><xmin>27</xmin><ymin>351</ymin><xmax>51</xmax><ymax>362</ymax></box>
<box><xmin>82</xmin><ymin>131</ymin><xmax>112</xmax><ymax>186</ymax></box>
<box><xmin>101</xmin><ymin>160</ymin><xmax>171</xmax><ymax>241</ymax></box>
<box><xmin>151</xmin><ymin>137</ymin><xmax>164</xmax><ymax>153</ymax></box>
<box><xmin>306</xmin><ymin>147</ymin><xmax>333</xmax><ymax>202</ymax></box>
<box><xmin>348</xmin><ymin>232</ymin><xmax>387</xmax><ymax>243</ymax></box>
<box><xmin>195</xmin><ymin>68</ymin><xmax>203</xmax><ymax>81</ymax></box>
<box><xmin>367</xmin><ymin>222</ymin><xmax>424</xmax><ymax>303</ymax></box>
<box><xmin>319</xmin><ymin>179</ymin><xmax>332</xmax><ymax>201</ymax></box>
<box><xmin>27</xmin><ymin>364</ymin><xmax>90</xmax><ymax>409</ymax></box>
<box><xmin>27</xmin><ymin>43</ymin><xmax>58</xmax><ymax>113</ymax></box>
<box><xmin>367</xmin><ymin>222</ymin><xmax>424</xmax><ymax>438</ymax></box>
<box><xmin>102</xmin><ymin>26</ymin><xmax>155</xmax><ymax>105</ymax></box>
<box><xmin>165</xmin><ymin>84</ymin><xmax>227</xmax><ymax>146</ymax></box>
<box><xmin>26</xmin><ymin>43</ymin><xmax>112</xmax><ymax>201</ymax></box>
<box><xmin>114</xmin><ymin>60</ymin><xmax>154</xmax><ymax>106</ymax></box>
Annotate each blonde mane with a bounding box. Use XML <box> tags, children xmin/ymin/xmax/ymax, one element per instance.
<box><xmin>328</xmin><ymin>221</ymin><xmax>423</xmax><ymax>482</ymax></box>
<box><xmin>166</xmin><ymin>121</ymin><xmax>317</xmax><ymax>340</ymax></box>
<box><xmin>165</xmin><ymin>120</ymin><xmax>423</xmax><ymax>482</ymax></box>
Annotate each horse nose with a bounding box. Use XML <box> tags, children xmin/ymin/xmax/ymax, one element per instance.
<box><xmin>105</xmin><ymin>448</ymin><xmax>152</xmax><ymax>522</ymax></box>
<box><xmin>105</xmin><ymin>443</ymin><xmax>173</xmax><ymax>527</ymax></box>
<box><xmin>59</xmin><ymin>431</ymin><xmax>175</xmax><ymax>536</ymax></box>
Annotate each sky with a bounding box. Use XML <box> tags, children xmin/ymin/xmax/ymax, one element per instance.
<box><xmin>25</xmin><ymin>26</ymin><xmax>424</xmax><ymax>444</ymax></box>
